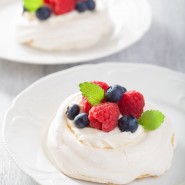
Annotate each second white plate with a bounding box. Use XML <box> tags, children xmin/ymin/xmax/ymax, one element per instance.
<box><xmin>0</xmin><ymin>0</ymin><xmax>151</xmax><ymax>64</ymax></box>
<box><xmin>2</xmin><ymin>63</ymin><xmax>185</xmax><ymax>185</ymax></box>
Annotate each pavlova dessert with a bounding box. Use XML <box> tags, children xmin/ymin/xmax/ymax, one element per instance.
<box><xmin>15</xmin><ymin>0</ymin><xmax>114</xmax><ymax>51</ymax></box>
<box><xmin>47</xmin><ymin>81</ymin><xmax>175</xmax><ymax>184</ymax></box>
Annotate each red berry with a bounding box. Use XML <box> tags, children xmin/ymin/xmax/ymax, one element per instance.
<box><xmin>44</xmin><ymin>0</ymin><xmax>56</xmax><ymax>9</ymax></box>
<box><xmin>45</xmin><ymin>0</ymin><xmax>77</xmax><ymax>15</ymax></box>
<box><xmin>118</xmin><ymin>91</ymin><xmax>145</xmax><ymax>119</ymax></box>
<box><xmin>81</xmin><ymin>81</ymin><xmax>109</xmax><ymax>113</ymax></box>
<box><xmin>44</xmin><ymin>0</ymin><xmax>51</xmax><ymax>4</ymax></box>
<box><xmin>81</xmin><ymin>96</ymin><xmax>92</xmax><ymax>113</ymax></box>
<box><xmin>89</xmin><ymin>103</ymin><xmax>120</xmax><ymax>132</ymax></box>
<box><xmin>89</xmin><ymin>119</ymin><xmax>102</xmax><ymax>130</ymax></box>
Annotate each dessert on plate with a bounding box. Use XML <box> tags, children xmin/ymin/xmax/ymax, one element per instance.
<box><xmin>47</xmin><ymin>81</ymin><xmax>175</xmax><ymax>184</ymax></box>
<box><xmin>15</xmin><ymin>0</ymin><xmax>114</xmax><ymax>51</ymax></box>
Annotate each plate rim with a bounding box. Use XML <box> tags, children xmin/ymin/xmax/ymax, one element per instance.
<box><xmin>0</xmin><ymin>0</ymin><xmax>152</xmax><ymax>64</ymax></box>
<box><xmin>2</xmin><ymin>62</ymin><xmax>185</xmax><ymax>185</ymax></box>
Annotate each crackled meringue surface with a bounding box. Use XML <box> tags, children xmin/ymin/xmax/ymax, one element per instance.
<box><xmin>15</xmin><ymin>0</ymin><xmax>113</xmax><ymax>51</ymax></box>
<box><xmin>47</xmin><ymin>93</ymin><xmax>175</xmax><ymax>184</ymax></box>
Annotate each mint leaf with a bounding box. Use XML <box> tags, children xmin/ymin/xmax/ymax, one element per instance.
<box><xmin>138</xmin><ymin>110</ymin><xmax>165</xmax><ymax>131</ymax></box>
<box><xmin>79</xmin><ymin>82</ymin><xmax>104</xmax><ymax>106</ymax></box>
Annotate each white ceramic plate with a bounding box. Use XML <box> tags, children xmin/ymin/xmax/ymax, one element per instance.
<box><xmin>0</xmin><ymin>0</ymin><xmax>151</xmax><ymax>64</ymax></box>
<box><xmin>2</xmin><ymin>63</ymin><xmax>185</xmax><ymax>185</ymax></box>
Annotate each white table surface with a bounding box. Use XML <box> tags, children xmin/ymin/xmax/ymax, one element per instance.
<box><xmin>0</xmin><ymin>0</ymin><xmax>185</xmax><ymax>184</ymax></box>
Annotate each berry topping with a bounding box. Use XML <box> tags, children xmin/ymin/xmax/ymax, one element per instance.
<box><xmin>44</xmin><ymin>0</ymin><xmax>52</xmax><ymax>4</ymax></box>
<box><xmin>86</xmin><ymin>0</ymin><xmax>96</xmax><ymax>11</ymax></box>
<box><xmin>105</xmin><ymin>85</ymin><xmax>126</xmax><ymax>103</ymax></box>
<box><xmin>118</xmin><ymin>91</ymin><xmax>145</xmax><ymax>119</ymax></box>
<box><xmin>23</xmin><ymin>0</ymin><xmax>97</xmax><ymax>21</ymax></box>
<box><xmin>23</xmin><ymin>0</ymin><xmax>43</xmax><ymax>12</ymax></box>
<box><xmin>75</xmin><ymin>1</ymin><xmax>87</xmax><ymax>12</ymax></box>
<box><xmin>89</xmin><ymin>103</ymin><xmax>120</xmax><ymax>132</ymax></box>
<box><xmin>36</xmin><ymin>6</ymin><xmax>52</xmax><ymax>20</ymax></box>
<box><xmin>81</xmin><ymin>96</ymin><xmax>92</xmax><ymax>113</ymax></box>
<box><xmin>66</xmin><ymin>104</ymin><xmax>80</xmax><ymax>120</ymax></box>
<box><xmin>66</xmin><ymin>81</ymin><xmax>165</xmax><ymax>133</ymax></box>
<box><xmin>74</xmin><ymin>113</ymin><xmax>90</xmax><ymax>128</ymax></box>
<box><xmin>118</xmin><ymin>115</ymin><xmax>138</xmax><ymax>133</ymax></box>
<box><xmin>46</xmin><ymin>0</ymin><xmax>76</xmax><ymax>15</ymax></box>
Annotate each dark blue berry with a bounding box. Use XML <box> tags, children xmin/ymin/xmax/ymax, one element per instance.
<box><xmin>86</xmin><ymin>0</ymin><xmax>96</xmax><ymax>11</ymax></box>
<box><xmin>75</xmin><ymin>2</ymin><xmax>87</xmax><ymax>12</ymax></box>
<box><xmin>118</xmin><ymin>115</ymin><xmax>138</xmax><ymax>133</ymax></box>
<box><xmin>74</xmin><ymin>113</ymin><xmax>90</xmax><ymax>128</ymax></box>
<box><xmin>36</xmin><ymin>6</ymin><xmax>51</xmax><ymax>21</ymax></box>
<box><xmin>121</xmin><ymin>86</ymin><xmax>127</xmax><ymax>93</ymax></box>
<box><xmin>105</xmin><ymin>85</ymin><xmax>127</xmax><ymax>103</ymax></box>
<box><xmin>66</xmin><ymin>104</ymin><xmax>80</xmax><ymax>120</ymax></box>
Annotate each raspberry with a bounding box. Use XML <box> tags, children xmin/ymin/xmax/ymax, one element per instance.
<box><xmin>81</xmin><ymin>96</ymin><xmax>92</xmax><ymax>113</ymax></box>
<box><xmin>81</xmin><ymin>81</ymin><xmax>109</xmax><ymax>113</ymax></box>
<box><xmin>118</xmin><ymin>91</ymin><xmax>145</xmax><ymax>119</ymax></box>
<box><xmin>45</xmin><ymin>0</ymin><xmax>76</xmax><ymax>15</ymax></box>
<box><xmin>89</xmin><ymin>103</ymin><xmax>120</xmax><ymax>132</ymax></box>
<box><xmin>44</xmin><ymin>0</ymin><xmax>51</xmax><ymax>4</ymax></box>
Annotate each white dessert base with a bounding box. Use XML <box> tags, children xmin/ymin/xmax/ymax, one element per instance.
<box><xmin>47</xmin><ymin>93</ymin><xmax>175</xmax><ymax>184</ymax></box>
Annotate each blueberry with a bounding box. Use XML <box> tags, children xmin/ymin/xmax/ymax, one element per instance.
<box><xmin>75</xmin><ymin>2</ymin><xmax>87</xmax><ymax>12</ymax></box>
<box><xmin>121</xmin><ymin>86</ymin><xmax>127</xmax><ymax>93</ymax></box>
<box><xmin>74</xmin><ymin>113</ymin><xmax>90</xmax><ymax>128</ymax></box>
<box><xmin>105</xmin><ymin>85</ymin><xmax>127</xmax><ymax>103</ymax></box>
<box><xmin>86</xmin><ymin>0</ymin><xmax>96</xmax><ymax>11</ymax></box>
<box><xmin>66</xmin><ymin>104</ymin><xmax>80</xmax><ymax>120</ymax></box>
<box><xmin>36</xmin><ymin>6</ymin><xmax>51</xmax><ymax>21</ymax></box>
<box><xmin>118</xmin><ymin>115</ymin><xmax>138</xmax><ymax>133</ymax></box>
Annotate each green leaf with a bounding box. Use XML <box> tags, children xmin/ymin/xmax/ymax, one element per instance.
<box><xmin>23</xmin><ymin>0</ymin><xmax>43</xmax><ymax>12</ymax></box>
<box><xmin>138</xmin><ymin>110</ymin><xmax>165</xmax><ymax>131</ymax></box>
<box><xmin>79</xmin><ymin>82</ymin><xmax>104</xmax><ymax>106</ymax></box>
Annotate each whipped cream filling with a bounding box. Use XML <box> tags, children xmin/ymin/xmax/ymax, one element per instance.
<box><xmin>47</xmin><ymin>93</ymin><xmax>175</xmax><ymax>184</ymax></box>
<box><xmin>15</xmin><ymin>0</ymin><xmax>114</xmax><ymax>51</ymax></box>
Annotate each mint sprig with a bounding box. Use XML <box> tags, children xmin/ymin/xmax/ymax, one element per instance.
<box><xmin>79</xmin><ymin>82</ymin><xmax>104</xmax><ymax>106</ymax></box>
<box><xmin>138</xmin><ymin>110</ymin><xmax>165</xmax><ymax>131</ymax></box>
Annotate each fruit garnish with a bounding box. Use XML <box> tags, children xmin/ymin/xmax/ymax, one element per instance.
<box><xmin>118</xmin><ymin>115</ymin><xmax>138</xmax><ymax>133</ymax></box>
<box><xmin>118</xmin><ymin>90</ymin><xmax>145</xmax><ymax>119</ymax></box>
<box><xmin>47</xmin><ymin>0</ymin><xmax>77</xmax><ymax>15</ymax></box>
<box><xmin>36</xmin><ymin>6</ymin><xmax>52</xmax><ymax>20</ymax></box>
<box><xmin>75</xmin><ymin>0</ymin><xmax>96</xmax><ymax>12</ymax></box>
<box><xmin>105</xmin><ymin>85</ymin><xmax>126</xmax><ymax>103</ymax></box>
<box><xmin>68</xmin><ymin>81</ymin><xmax>165</xmax><ymax>133</ymax></box>
<box><xmin>23</xmin><ymin>0</ymin><xmax>97</xmax><ymax>21</ymax></box>
<box><xmin>23</xmin><ymin>0</ymin><xmax>43</xmax><ymax>12</ymax></box>
<box><xmin>75</xmin><ymin>1</ymin><xmax>87</xmax><ymax>12</ymax></box>
<box><xmin>80</xmin><ymin>82</ymin><xmax>104</xmax><ymax>106</ymax></box>
<box><xmin>89</xmin><ymin>102</ymin><xmax>120</xmax><ymax>132</ymax></box>
<box><xmin>86</xmin><ymin>0</ymin><xmax>96</xmax><ymax>11</ymax></box>
<box><xmin>81</xmin><ymin>96</ymin><xmax>92</xmax><ymax>113</ymax></box>
<box><xmin>66</xmin><ymin>104</ymin><xmax>80</xmax><ymax>120</ymax></box>
<box><xmin>138</xmin><ymin>110</ymin><xmax>165</xmax><ymax>131</ymax></box>
<box><xmin>74</xmin><ymin>113</ymin><xmax>90</xmax><ymax>128</ymax></box>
